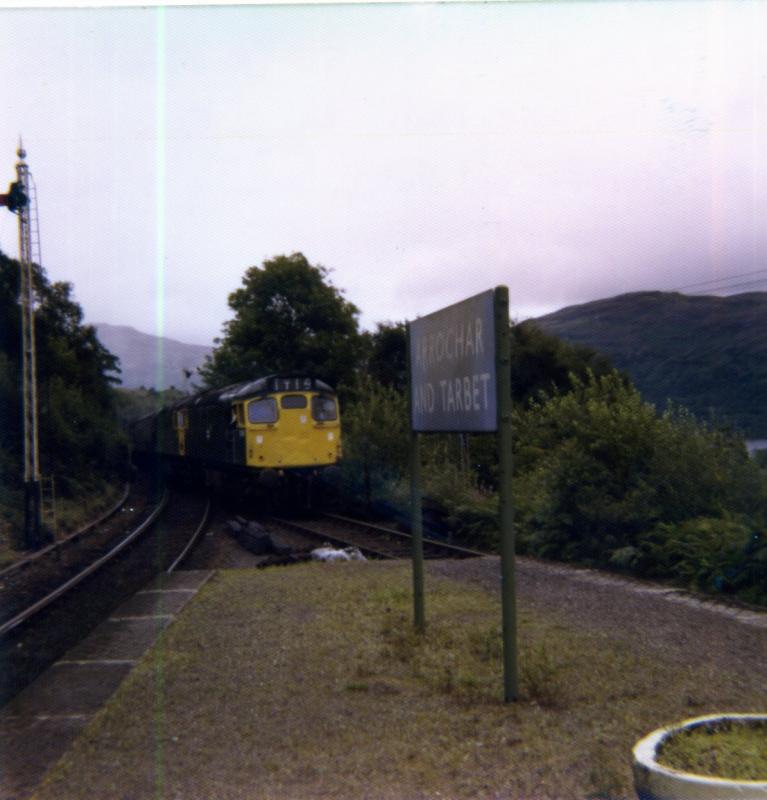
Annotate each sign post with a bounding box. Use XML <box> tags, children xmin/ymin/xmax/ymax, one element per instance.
<box><xmin>407</xmin><ymin>286</ymin><xmax>517</xmax><ymax>700</ymax></box>
<box><xmin>494</xmin><ymin>286</ymin><xmax>517</xmax><ymax>701</ymax></box>
<box><xmin>406</xmin><ymin>326</ymin><xmax>426</xmax><ymax>633</ymax></box>
<box><xmin>409</xmin><ymin>427</ymin><xmax>425</xmax><ymax>633</ymax></box>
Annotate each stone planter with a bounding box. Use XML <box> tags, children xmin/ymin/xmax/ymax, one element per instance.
<box><xmin>632</xmin><ymin>714</ymin><xmax>767</xmax><ymax>800</ymax></box>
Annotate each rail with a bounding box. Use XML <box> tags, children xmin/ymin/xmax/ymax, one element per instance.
<box><xmin>266</xmin><ymin>512</ymin><xmax>487</xmax><ymax>561</ymax></box>
<box><xmin>166</xmin><ymin>497</ymin><xmax>212</xmax><ymax>574</ymax></box>
<box><xmin>319</xmin><ymin>511</ymin><xmax>489</xmax><ymax>558</ymax></box>
<box><xmin>0</xmin><ymin>489</ymin><xmax>168</xmax><ymax>638</ymax></box>
<box><xmin>0</xmin><ymin>483</ymin><xmax>131</xmax><ymax>580</ymax></box>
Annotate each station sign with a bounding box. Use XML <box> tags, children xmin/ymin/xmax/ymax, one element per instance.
<box><xmin>408</xmin><ymin>289</ymin><xmax>497</xmax><ymax>432</ymax></box>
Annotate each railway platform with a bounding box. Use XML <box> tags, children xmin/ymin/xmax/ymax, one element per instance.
<box><xmin>0</xmin><ymin>555</ymin><xmax>764</xmax><ymax>800</ymax></box>
<box><xmin>0</xmin><ymin>570</ymin><xmax>213</xmax><ymax>800</ymax></box>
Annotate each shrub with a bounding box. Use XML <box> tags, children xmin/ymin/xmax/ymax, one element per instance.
<box><xmin>640</xmin><ymin>516</ymin><xmax>767</xmax><ymax>602</ymax></box>
<box><xmin>512</xmin><ymin>371</ymin><xmax>767</xmax><ymax>598</ymax></box>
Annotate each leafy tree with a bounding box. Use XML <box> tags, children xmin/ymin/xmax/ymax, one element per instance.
<box><xmin>349</xmin><ymin>317</ymin><xmax>617</xmax><ymax>406</ymax></box>
<box><xmin>340</xmin><ymin>374</ymin><xmax>409</xmax><ymax>509</ymax></box>
<box><xmin>510</xmin><ymin>320</ymin><xmax>617</xmax><ymax>406</ymax></box>
<box><xmin>361</xmin><ymin>321</ymin><xmax>408</xmax><ymax>392</ymax></box>
<box><xmin>200</xmin><ymin>253</ymin><xmax>362</xmax><ymax>391</ymax></box>
<box><xmin>513</xmin><ymin>371</ymin><xmax>767</xmax><ymax>568</ymax></box>
<box><xmin>0</xmin><ymin>249</ymin><xmax>127</xmax><ymax>504</ymax></box>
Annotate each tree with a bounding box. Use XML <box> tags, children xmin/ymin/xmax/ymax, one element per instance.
<box><xmin>513</xmin><ymin>371</ymin><xmax>767</xmax><ymax>567</ymax></box>
<box><xmin>200</xmin><ymin>253</ymin><xmax>362</xmax><ymax>391</ymax></box>
<box><xmin>363</xmin><ymin>322</ymin><xmax>408</xmax><ymax>392</ymax></box>
<box><xmin>345</xmin><ymin>317</ymin><xmax>618</xmax><ymax>406</ymax></box>
<box><xmin>509</xmin><ymin>320</ymin><xmax>617</xmax><ymax>406</ymax></box>
<box><xmin>340</xmin><ymin>374</ymin><xmax>409</xmax><ymax>508</ymax></box>
<box><xmin>0</xmin><ymin>249</ymin><xmax>127</xmax><ymax>502</ymax></box>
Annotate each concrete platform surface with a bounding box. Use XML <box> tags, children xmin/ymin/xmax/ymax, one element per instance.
<box><xmin>0</xmin><ymin>570</ymin><xmax>213</xmax><ymax>800</ymax></box>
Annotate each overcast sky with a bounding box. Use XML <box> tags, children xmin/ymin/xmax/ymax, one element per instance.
<box><xmin>0</xmin><ymin>1</ymin><xmax>765</xmax><ymax>346</ymax></box>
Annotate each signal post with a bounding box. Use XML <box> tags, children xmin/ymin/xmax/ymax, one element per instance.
<box><xmin>1</xmin><ymin>144</ymin><xmax>43</xmax><ymax>549</ymax></box>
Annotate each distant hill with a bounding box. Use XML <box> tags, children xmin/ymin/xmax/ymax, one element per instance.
<box><xmin>533</xmin><ymin>291</ymin><xmax>767</xmax><ymax>437</ymax></box>
<box><xmin>94</xmin><ymin>323</ymin><xmax>212</xmax><ymax>391</ymax></box>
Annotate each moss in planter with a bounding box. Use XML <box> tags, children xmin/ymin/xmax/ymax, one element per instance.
<box><xmin>658</xmin><ymin>719</ymin><xmax>767</xmax><ymax>781</ymax></box>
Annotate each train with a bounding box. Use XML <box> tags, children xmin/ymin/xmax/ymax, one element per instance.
<box><xmin>130</xmin><ymin>374</ymin><xmax>342</xmax><ymax>490</ymax></box>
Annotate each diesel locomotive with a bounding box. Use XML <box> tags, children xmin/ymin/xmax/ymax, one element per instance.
<box><xmin>130</xmin><ymin>374</ymin><xmax>341</xmax><ymax>485</ymax></box>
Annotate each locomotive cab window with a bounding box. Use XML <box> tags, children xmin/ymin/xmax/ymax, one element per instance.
<box><xmin>248</xmin><ymin>398</ymin><xmax>277</xmax><ymax>424</ymax></box>
<box><xmin>280</xmin><ymin>395</ymin><xmax>307</xmax><ymax>409</ymax></box>
<box><xmin>312</xmin><ymin>395</ymin><xmax>337</xmax><ymax>422</ymax></box>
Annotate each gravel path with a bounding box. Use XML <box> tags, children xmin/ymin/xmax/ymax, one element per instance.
<box><xmin>430</xmin><ymin>555</ymin><xmax>767</xmax><ymax>695</ymax></box>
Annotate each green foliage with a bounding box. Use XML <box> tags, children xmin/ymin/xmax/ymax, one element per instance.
<box><xmin>512</xmin><ymin>371</ymin><xmax>767</xmax><ymax>598</ymax></box>
<box><xmin>514</xmin><ymin>371</ymin><xmax>663</xmax><ymax>562</ymax></box>
<box><xmin>360</xmin><ymin>321</ymin><xmax>408</xmax><ymax>392</ymax></box>
<box><xmin>658</xmin><ymin>719</ymin><xmax>767</xmax><ymax>780</ymax></box>
<box><xmin>419</xmin><ymin>441</ymin><xmax>498</xmax><ymax>548</ymax></box>
<box><xmin>510</xmin><ymin>320</ymin><xmax>617</xmax><ymax>407</ymax></box>
<box><xmin>639</xmin><ymin>517</ymin><xmax>767</xmax><ymax>603</ymax></box>
<box><xmin>339</xmin><ymin>374</ymin><xmax>409</xmax><ymax>508</ymax></box>
<box><xmin>199</xmin><ymin>253</ymin><xmax>362</xmax><ymax>393</ymax></box>
<box><xmin>0</xmin><ymin>249</ymin><xmax>128</xmax><ymax>510</ymax></box>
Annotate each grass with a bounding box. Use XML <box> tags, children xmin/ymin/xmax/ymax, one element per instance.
<box><xmin>658</xmin><ymin>719</ymin><xmax>767</xmax><ymax>781</ymax></box>
<box><xmin>0</xmin><ymin>481</ymin><xmax>122</xmax><ymax>567</ymax></box>
<box><xmin>33</xmin><ymin>561</ymin><xmax>766</xmax><ymax>800</ymax></box>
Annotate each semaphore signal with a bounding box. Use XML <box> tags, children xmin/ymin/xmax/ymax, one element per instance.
<box><xmin>2</xmin><ymin>141</ymin><xmax>44</xmax><ymax>549</ymax></box>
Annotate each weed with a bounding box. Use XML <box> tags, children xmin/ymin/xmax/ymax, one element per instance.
<box><xmin>520</xmin><ymin>642</ymin><xmax>566</xmax><ymax>708</ymax></box>
<box><xmin>380</xmin><ymin>611</ymin><xmax>421</xmax><ymax>662</ymax></box>
<box><xmin>469</xmin><ymin>625</ymin><xmax>503</xmax><ymax>662</ymax></box>
<box><xmin>587</xmin><ymin>743</ymin><xmax>625</xmax><ymax>799</ymax></box>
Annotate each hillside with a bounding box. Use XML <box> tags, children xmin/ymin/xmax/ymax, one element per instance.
<box><xmin>534</xmin><ymin>291</ymin><xmax>767</xmax><ymax>437</ymax></box>
<box><xmin>94</xmin><ymin>323</ymin><xmax>212</xmax><ymax>390</ymax></box>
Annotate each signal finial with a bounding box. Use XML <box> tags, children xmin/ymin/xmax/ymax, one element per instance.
<box><xmin>17</xmin><ymin>136</ymin><xmax>26</xmax><ymax>161</ymax></box>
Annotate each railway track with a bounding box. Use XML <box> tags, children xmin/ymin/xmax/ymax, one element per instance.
<box><xmin>0</xmin><ymin>487</ymin><xmax>163</xmax><ymax>638</ymax></box>
<box><xmin>0</xmin><ymin>484</ymin><xmax>130</xmax><ymax>581</ymax></box>
<box><xmin>0</xmin><ymin>486</ymin><xmax>211</xmax><ymax>705</ymax></box>
<box><xmin>265</xmin><ymin>511</ymin><xmax>486</xmax><ymax>560</ymax></box>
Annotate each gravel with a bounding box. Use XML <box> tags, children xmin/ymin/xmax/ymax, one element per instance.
<box><xmin>430</xmin><ymin>555</ymin><xmax>767</xmax><ymax>694</ymax></box>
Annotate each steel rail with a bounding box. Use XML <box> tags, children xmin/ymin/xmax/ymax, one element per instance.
<box><xmin>266</xmin><ymin>516</ymin><xmax>397</xmax><ymax>560</ymax></box>
<box><xmin>166</xmin><ymin>497</ymin><xmax>211</xmax><ymax>574</ymax></box>
<box><xmin>0</xmin><ymin>483</ymin><xmax>131</xmax><ymax>580</ymax></box>
<box><xmin>318</xmin><ymin>511</ymin><xmax>489</xmax><ymax>558</ymax></box>
<box><xmin>267</xmin><ymin>513</ymin><xmax>486</xmax><ymax>561</ymax></box>
<box><xmin>0</xmin><ymin>489</ymin><xmax>168</xmax><ymax>638</ymax></box>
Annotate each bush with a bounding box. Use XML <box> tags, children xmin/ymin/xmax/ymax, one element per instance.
<box><xmin>338</xmin><ymin>375</ymin><xmax>409</xmax><ymax>511</ymax></box>
<box><xmin>512</xmin><ymin>371</ymin><xmax>767</xmax><ymax>599</ymax></box>
<box><xmin>640</xmin><ymin>516</ymin><xmax>767</xmax><ymax>603</ymax></box>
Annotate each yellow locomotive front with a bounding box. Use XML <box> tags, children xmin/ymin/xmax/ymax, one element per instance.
<box><xmin>234</xmin><ymin>378</ymin><xmax>341</xmax><ymax>470</ymax></box>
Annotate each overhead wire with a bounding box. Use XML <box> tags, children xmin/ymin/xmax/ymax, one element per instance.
<box><xmin>672</xmin><ymin>268</ymin><xmax>767</xmax><ymax>293</ymax></box>
<box><xmin>685</xmin><ymin>278</ymin><xmax>767</xmax><ymax>295</ymax></box>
